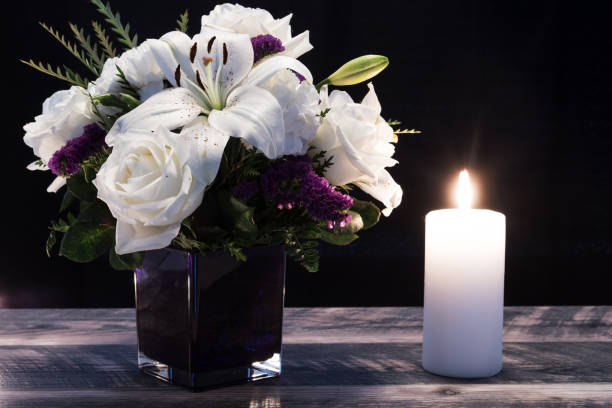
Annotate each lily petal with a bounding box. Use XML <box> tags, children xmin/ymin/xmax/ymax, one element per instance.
<box><xmin>179</xmin><ymin>117</ymin><xmax>230</xmax><ymax>186</ymax></box>
<box><xmin>192</xmin><ymin>27</ymin><xmax>254</xmax><ymax>100</ymax></box>
<box><xmin>148</xmin><ymin>37</ymin><xmax>211</xmax><ymax>105</ymax></box>
<box><xmin>208</xmin><ymin>86</ymin><xmax>285</xmax><ymax>158</ymax></box>
<box><xmin>245</xmin><ymin>55</ymin><xmax>313</xmax><ymax>86</ymax></box>
<box><xmin>106</xmin><ymin>88</ymin><xmax>202</xmax><ymax>146</ymax></box>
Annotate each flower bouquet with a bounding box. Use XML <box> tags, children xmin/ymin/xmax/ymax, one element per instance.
<box><xmin>22</xmin><ymin>1</ymin><xmax>412</xmax><ymax>388</ymax></box>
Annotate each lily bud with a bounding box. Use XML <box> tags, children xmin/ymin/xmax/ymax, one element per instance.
<box><xmin>316</xmin><ymin>55</ymin><xmax>389</xmax><ymax>90</ymax></box>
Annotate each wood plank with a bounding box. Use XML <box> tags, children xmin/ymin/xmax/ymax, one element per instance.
<box><xmin>1</xmin><ymin>384</ymin><xmax>611</xmax><ymax>408</ymax></box>
<box><xmin>0</xmin><ymin>342</ymin><xmax>610</xmax><ymax>388</ymax></box>
<box><xmin>0</xmin><ymin>307</ymin><xmax>610</xmax><ymax>345</ymax></box>
<box><xmin>0</xmin><ymin>307</ymin><xmax>610</xmax><ymax>407</ymax></box>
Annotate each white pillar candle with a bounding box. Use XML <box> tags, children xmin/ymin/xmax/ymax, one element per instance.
<box><xmin>422</xmin><ymin>170</ymin><xmax>506</xmax><ymax>378</ymax></box>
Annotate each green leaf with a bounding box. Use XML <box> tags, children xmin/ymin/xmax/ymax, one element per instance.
<box><xmin>66</xmin><ymin>170</ymin><xmax>97</xmax><ymax>202</ymax></box>
<box><xmin>109</xmin><ymin>248</ymin><xmax>144</xmax><ymax>271</ymax></box>
<box><xmin>59</xmin><ymin>200</ymin><xmax>115</xmax><ymax>262</ymax></box>
<box><xmin>59</xmin><ymin>189</ymin><xmax>76</xmax><ymax>213</ymax></box>
<box><xmin>350</xmin><ymin>200</ymin><xmax>381</xmax><ymax>230</ymax></box>
<box><xmin>94</xmin><ymin>93</ymin><xmax>128</xmax><ymax>109</ymax></box>
<box><xmin>119</xmin><ymin>93</ymin><xmax>140</xmax><ymax>110</ymax></box>
<box><xmin>94</xmin><ymin>92</ymin><xmax>139</xmax><ymax>110</ymax></box>
<box><xmin>196</xmin><ymin>226</ymin><xmax>228</xmax><ymax>241</ymax></box>
<box><xmin>319</xmin><ymin>230</ymin><xmax>358</xmax><ymax>246</ymax></box>
<box><xmin>218</xmin><ymin>190</ymin><xmax>257</xmax><ymax>237</ymax></box>
<box><xmin>93</xmin><ymin>92</ymin><xmax>142</xmax><ymax>112</ymax></box>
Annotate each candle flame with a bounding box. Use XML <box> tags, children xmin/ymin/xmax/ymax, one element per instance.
<box><xmin>456</xmin><ymin>169</ymin><xmax>473</xmax><ymax>209</ymax></box>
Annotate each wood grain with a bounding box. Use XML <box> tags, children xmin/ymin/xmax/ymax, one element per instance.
<box><xmin>0</xmin><ymin>307</ymin><xmax>610</xmax><ymax>407</ymax></box>
<box><xmin>1</xmin><ymin>306</ymin><xmax>610</xmax><ymax>345</ymax></box>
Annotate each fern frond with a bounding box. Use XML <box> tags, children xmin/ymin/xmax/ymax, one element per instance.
<box><xmin>90</xmin><ymin>0</ymin><xmax>138</xmax><ymax>50</ymax></box>
<box><xmin>285</xmin><ymin>230</ymin><xmax>320</xmax><ymax>272</ymax></box>
<box><xmin>177</xmin><ymin>9</ymin><xmax>189</xmax><ymax>33</ymax></box>
<box><xmin>69</xmin><ymin>23</ymin><xmax>104</xmax><ymax>72</ymax></box>
<box><xmin>92</xmin><ymin>21</ymin><xmax>116</xmax><ymax>58</ymax></box>
<box><xmin>20</xmin><ymin>59</ymin><xmax>89</xmax><ymax>87</ymax></box>
<box><xmin>115</xmin><ymin>65</ymin><xmax>139</xmax><ymax>97</ymax></box>
<box><xmin>394</xmin><ymin>128</ymin><xmax>422</xmax><ymax>134</ymax></box>
<box><xmin>38</xmin><ymin>22</ymin><xmax>99</xmax><ymax>76</ymax></box>
<box><xmin>87</xmin><ymin>92</ymin><xmax>113</xmax><ymax>131</ymax></box>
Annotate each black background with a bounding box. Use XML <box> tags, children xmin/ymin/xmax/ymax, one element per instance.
<box><xmin>3</xmin><ymin>0</ymin><xmax>611</xmax><ymax>308</ymax></box>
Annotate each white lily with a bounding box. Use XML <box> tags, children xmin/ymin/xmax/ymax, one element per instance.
<box><xmin>107</xmin><ymin>27</ymin><xmax>313</xmax><ymax>160</ymax></box>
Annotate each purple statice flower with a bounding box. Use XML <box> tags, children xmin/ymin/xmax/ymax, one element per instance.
<box><xmin>261</xmin><ymin>155</ymin><xmax>354</xmax><ymax>228</ymax></box>
<box><xmin>301</xmin><ymin>171</ymin><xmax>354</xmax><ymax>228</ymax></box>
<box><xmin>251</xmin><ymin>34</ymin><xmax>285</xmax><ymax>63</ymax></box>
<box><xmin>48</xmin><ymin>123</ymin><xmax>107</xmax><ymax>177</ymax></box>
<box><xmin>232</xmin><ymin>180</ymin><xmax>260</xmax><ymax>202</ymax></box>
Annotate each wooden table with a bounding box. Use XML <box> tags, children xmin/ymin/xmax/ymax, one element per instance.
<box><xmin>0</xmin><ymin>307</ymin><xmax>610</xmax><ymax>407</ymax></box>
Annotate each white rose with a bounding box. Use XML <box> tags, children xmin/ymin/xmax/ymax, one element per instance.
<box><xmin>259</xmin><ymin>69</ymin><xmax>320</xmax><ymax>155</ymax></box>
<box><xmin>311</xmin><ymin>83</ymin><xmax>402</xmax><ymax>216</ymax></box>
<box><xmin>201</xmin><ymin>3</ymin><xmax>313</xmax><ymax>58</ymax></box>
<box><xmin>88</xmin><ymin>39</ymin><xmax>164</xmax><ymax>101</ymax></box>
<box><xmin>23</xmin><ymin>86</ymin><xmax>95</xmax><ymax>192</ymax></box>
<box><xmin>93</xmin><ymin>121</ymin><xmax>226</xmax><ymax>254</ymax></box>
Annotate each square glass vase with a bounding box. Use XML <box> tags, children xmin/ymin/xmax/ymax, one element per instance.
<box><xmin>134</xmin><ymin>245</ymin><xmax>286</xmax><ymax>389</ymax></box>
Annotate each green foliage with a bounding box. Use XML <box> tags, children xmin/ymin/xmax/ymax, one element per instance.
<box><xmin>82</xmin><ymin>148</ymin><xmax>110</xmax><ymax>175</ymax></box>
<box><xmin>115</xmin><ymin>65</ymin><xmax>140</xmax><ymax>98</ymax></box>
<box><xmin>394</xmin><ymin>128</ymin><xmax>422</xmax><ymax>135</ymax></box>
<box><xmin>284</xmin><ymin>231</ymin><xmax>319</xmax><ymax>273</ymax></box>
<box><xmin>109</xmin><ymin>248</ymin><xmax>144</xmax><ymax>270</ymax></box>
<box><xmin>92</xmin><ymin>21</ymin><xmax>116</xmax><ymax>58</ymax></box>
<box><xmin>311</xmin><ymin>149</ymin><xmax>334</xmax><ymax>177</ymax></box>
<box><xmin>317</xmin><ymin>108</ymin><xmax>331</xmax><ymax>118</ymax></box>
<box><xmin>19</xmin><ymin>59</ymin><xmax>89</xmax><ymax>87</ymax></box>
<box><xmin>176</xmin><ymin>10</ymin><xmax>189</xmax><ymax>33</ymax></box>
<box><xmin>217</xmin><ymin>190</ymin><xmax>258</xmax><ymax>239</ymax></box>
<box><xmin>38</xmin><ymin>22</ymin><xmax>99</xmax><ymax>76</ymax></box>
<box><xmin>59</xmin><ymin>200</ymin><xmax>115</xmax><ymax>262</ymax></box>
<box><xmin>66</xmin><ymin>170</ymin><xmax>97</xmax><ymax>202</ymax></box>
<box><xmin>215</xmin><ymin>138</ymin><xmax>269</xmax><ymax>188</ymax></box>
<box><xmin>94</xmin><ymin>93</ymin><xmax>140</xmax><ymax>111</ymax></box>
<box><xmin>350</xmin><ymin>200</ymin><xmax>381</xmax><ymax>230</ymax></box>
<box><xmin>387</xmin><ymin>119</ymin><xmax>421</xmax><ymax>135</ymax></box>
<box><xmin>319</xmin><ymin>230</ymin><xmax>359</xmax><ymax>246</ymax></box>
<box><xmin>59</xmin><ymin>190</ymin><xmax>76</xmax><ymax>213</ymax></box>
<box><xmin>69</xmin><ymin>23</ymin><xmax>105</xmax><ymax>72</ymax></box>
<box><xmin>46</xmin><ymin>215</ymin><xmax>74</xmax><ymax>257</ymax></box>
<box><xmin>90</xmin><ymin>0</ymin><xmax>138</xmax><ymax>50</ymax></box>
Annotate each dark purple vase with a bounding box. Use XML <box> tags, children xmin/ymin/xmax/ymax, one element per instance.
<box><xmin>135</xmin><ymin>245</ymin><xmax>286</xmax><ymax>388</ymax></box>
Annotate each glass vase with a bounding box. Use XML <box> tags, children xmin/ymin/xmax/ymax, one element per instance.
<box><xmin>134</xmin><ymin>245</ymin><xmax>286</xmax><ymax>388</ymax></box>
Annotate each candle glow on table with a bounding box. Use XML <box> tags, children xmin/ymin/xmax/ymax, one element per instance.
<box><xmin>422</xmin><ymin>170</ymin><xmax>506</xmax><ymax>378</ymax></box>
